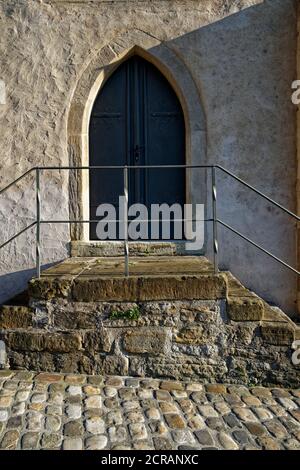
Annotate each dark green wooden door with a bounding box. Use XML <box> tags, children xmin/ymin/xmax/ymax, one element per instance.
<box><xmin>89</xmin><ymin>55</ymin><xmax>185</xmax><ymax>240</ymax></box>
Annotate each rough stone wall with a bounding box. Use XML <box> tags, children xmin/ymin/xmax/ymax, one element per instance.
<box><xmin>0</xmin><ymin>0</ymin><xmax>298</xmax><ymax>317</ymax></box>
<box><xmin>2</xmin><ymin>299</ymin><xmax>299</xmax><ymax>388</ymax></box>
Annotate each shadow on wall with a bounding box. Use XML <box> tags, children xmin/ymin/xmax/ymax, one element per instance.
<box><xmin>0</xmin><ymin>262</ymin><xmax>61</xmax><ymax>305</ymax></box>
<box><xmin>159</xmin><ymin>0</ymin><xmax>297</xmax><ymax>316</ymax></box>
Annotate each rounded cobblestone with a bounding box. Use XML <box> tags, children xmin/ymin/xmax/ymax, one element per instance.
<box><xmin>84</xmin><ymin>396</ymin><xmax>102</xmax><ymax>409</ymax></box>
<box><xmin>85</xmin><ymin>435</ymin><xmax>107</xmax><ymax>450</ymax></box>
<box><xmin>21</xmin><ymin>432</ymin><xmax>40</xmax><ymax>450</ymax></box>
<box><xmin>45</xmin><ymin>415</ymin><xmax>62</xmax><ymax>432</ymax></box>
<box><xmin>145</xmin><ymin>407</ymin><xmax>160</xmax><ymax>420</ymax></box>
<box><xmin>65</xmin><ymin>404</ymin><xmax>81</xmax><ymax>420</ymax></box>
<box><xmin>108</xmin><ymin>425</ymin><xmax>127</xmax><ymax>443</ymax></box>
<box><xmin>85</xmin><ymin>416</ymin><xmax>105</xmax><ymax>435</ymax></box>
<box><xmin>0</xmin><ymin>372</ymin><xmax>298</xmax><ymax>450</ymax></box>
<box><xmin>67</xmin><ymin>385</ymin><xmax>82</xmax><ymax>396</ymax></box>
<box><xmin>0</xmin><ymin>430</ymin><xmax>20</xmax><ymax>449</ymax></box>
<box><xmin>218</xmin><ymin>431</ymin><xmax>239</xmax><ymax>450</ymax></box>
<box><xmin>41</xmin><ymin>432</ymin><xmax>63</xmax><ymax>449</ymax></box>
<box><xmin>63</xmin><ymin>437</ymin><xmax>83</xmax><ymax>450</ymax></box>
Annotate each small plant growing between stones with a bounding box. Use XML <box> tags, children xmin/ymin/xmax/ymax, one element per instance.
<box><xmin>109</xmin><ymin>306</ymin><xmax>140</xmax><ymax>321</ymax></box>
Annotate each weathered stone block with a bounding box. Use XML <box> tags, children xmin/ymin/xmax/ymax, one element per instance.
<box><xmin>174</xmin><ymin>326</ymin><xmax>205</xmax><ymax>344</ymax></box>
<box><xmin>123</xmin><ymin>328</ymin><xmax>169</xmax><ymax>354</ymax></box>
<box><xmin>227</xmin><ymin>297</ymin><xmax>264</xmax><ymax>321</ymax></box>
<box><xmin>0</xmin><ymin>306</ymin><xmax>33</xmax><ymax>329</ymax></box>
<box><xmin>3</xmin><ymin>331</ymin><xmax>82</xmax><ymax>353</ymax></box>
<box><xmin>8</xmin><ymin>351</ymin><xmax>56</xmax><ymax>372</ymax></box>
<box><xmin>70</xmin><ymin>274</ymin><xmax>227</xmax><ymax>302</ymax></box>
<box><xmin>128</xmin><ymin>357</ymin><xmax>146</xmax><ymax>377</ymax></box>
<box><xmin>56</xmin><ymin>353</ymin><xmax>102</xmax><ymax>375</ymax></box>
<box><xmin>3</xmin><ymin>331</ymin><xmax>43</xmax><ymax>352</ymax></box>
<box><xmin>54</xmin><ymin>310</ymin><xmax>98</xmax><ymax>329</ymax></box>
<box><xmin>29</xmin><ymin>278</ymin><xmax>72</xmax><ymax>300</ymax></box>
<box><xmin>261</xmin><ymin>323</ymin><xmax>295</xmax><ymax>346</ymax></box>
<box><xmin>43</xmin><ymin>333</ymin><xmax>82</xmax><ymax>353</ymax></box>
<box><xmin>30</xmin><ymin>352</ymin><xmax>101</xmax><ymax>376</ymax></box>
<box><xmin>103</xmin><ymin>355</ymin><xmax>128</xmax><ymax>376</ymax></box>
<box><xmin>83</xmin><ymin>329</ymin><xmax>112</xmax><ymax>353</ymax></box>
<box><xmin>71</xmin><ymin>241</ymin><xmax>182</xmax><ymax>257</ymax></box>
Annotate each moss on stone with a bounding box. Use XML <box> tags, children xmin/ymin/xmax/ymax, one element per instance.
<box><xmin>109</xmin><ymin>306</ymin><xmax>140</xmax><ymax>321</ymax></box>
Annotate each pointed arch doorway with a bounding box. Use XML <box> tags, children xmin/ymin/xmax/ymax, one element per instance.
<box><xmin>89</xmin><ymin>55</ymin><xmax>185</xmax><ymax>241</ymax></box>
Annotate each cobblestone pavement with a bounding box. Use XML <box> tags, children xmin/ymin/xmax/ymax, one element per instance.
<box><xmin>0</xmin><ymin>371</ymin><xmax>299</xmax><ymax>450</ymax></box>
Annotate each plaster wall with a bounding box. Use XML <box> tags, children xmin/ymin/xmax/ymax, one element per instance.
<box><xmin>0</xmin><ymin>0</ymin><xmax>298</xmax><ymax>317</ymax></box>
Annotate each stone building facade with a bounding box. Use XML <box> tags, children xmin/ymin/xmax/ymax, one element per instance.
<box><xmin>0</xmin><ymin>0</ymin><xmax>299</xmax><ymax>320</ymax></box>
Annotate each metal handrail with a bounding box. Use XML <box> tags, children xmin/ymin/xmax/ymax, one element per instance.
<box><xmin>0</xmin><ymin>164</ymin><xmax>299</xmax><ymax>279</ymax></box>
<box><xmin>218</xmin><ymin>219</ymin><xmax>300</xmax><ymax>276</ymax></box>
<box><xmin>216</xmin><ymin>165</ymin><xmax>300</xmax><ymax>222</ymax></box>
<box><xmin>0</xmin><ymin>222</ymin><xmax>37</xmax><ymax>250</ymax></box>
<box><xmin>1</xmin><ymin>164</ymin><xmax>299</xmax><ymax>220</ymax></box>
<box><xmin>0</xmin><ymin>168</ymin><xmax>35</xmax><ymax>196</ymax></box>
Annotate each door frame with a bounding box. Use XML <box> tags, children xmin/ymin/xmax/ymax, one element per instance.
<box><xmin>67</xmin><ymin>30</ymin><xmax>206</xmax><ymax>247</ymax></box>
<box><xmin>89</xmin><ymin>55</ymin><xmax>187</xmax><ymax>241</ymax></box>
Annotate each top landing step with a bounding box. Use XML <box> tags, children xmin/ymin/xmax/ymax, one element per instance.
<box><xmin>28</xmin><ymin>256</ymin><xmax>227</xmax><ymax>302</ymax></box>
<box><xmin>70</xmin><ymin>241</ymin><xmax>192</xmax><ymax>257</ymax></box>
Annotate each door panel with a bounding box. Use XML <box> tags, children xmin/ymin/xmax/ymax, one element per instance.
<box><xmin>89</xmin><ymin>62</ymin><xmax>128</xmax><ymax>238</ymax></box>
<box><xmin>89</xmin><ymin>56</ymin><xmax>185</xmax><ymax>240</ymax></box>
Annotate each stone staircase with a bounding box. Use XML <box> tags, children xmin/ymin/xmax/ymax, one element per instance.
<box><xmin>0</xmin><ymin>255</ymin><xmax>299</xmax><ymax>388</ymax></box>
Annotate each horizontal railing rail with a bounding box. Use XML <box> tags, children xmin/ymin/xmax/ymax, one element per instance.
<box><xmin>0</xmin><ymin>164</ymin><xmax>299</xmax><ymax>278</ymax></box>
<box><xmin>2</xmin><ymin>164</ymin><xmax>299</xmax><ymax>220</ymax></box>
<box><xmin>0</xmin><ymin>222</ymin><xmax>37</xmax><ymax>250</ymax></box>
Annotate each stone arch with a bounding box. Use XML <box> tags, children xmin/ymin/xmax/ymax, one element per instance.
<box><xmin>67</xmin><ymin>29</ymin><xmax>206</xmax><ymax>242</ymax></box>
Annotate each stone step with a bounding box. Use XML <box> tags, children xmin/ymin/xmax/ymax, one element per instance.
<box><xmin>1</xmin><ymin>255</ymin><xmax>299</xmax><ymax>386</ymax></box>
<box><xmin>71</xmin><ymin>241</ymin><xmax>188</xmax><ymax>257</ymax></box>
<box><xmin>260</xmin><ymin>305</ymin><xmax>298</xmax><ymax>346</ymax></box>
<box><xmin>26</xmin><ymin>256</ymin><xmax>299</xmax><ymax>330</ymax></box>
<box><xmin>28</xmin><ymin>256</ymin><xmax>228</xmax><ymax>302</ymax></box>
<box><xmin>226</xmin><ymin>272</ymin><xmax>299</xmax><ymax>342</ymax></box>
<box><xmin>0</xmin><ymin>306</ymin><xmax>33</xmax><ymax>329</ymax></box>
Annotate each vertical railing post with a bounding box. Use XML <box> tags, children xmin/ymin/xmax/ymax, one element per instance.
<box><xmin>36</xmin><ymin>168</ymin><xmax>41</xmax><ymax>278</ymax></box>
<box><xmin>212</xmin><ymin>166</ymin><xmax>219</xmax><ymax>274</ymax></box>
<box><xmin>123</xmin><ymin>166</ymin><xmax>129</xmax><ymax>277</ymax></box>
